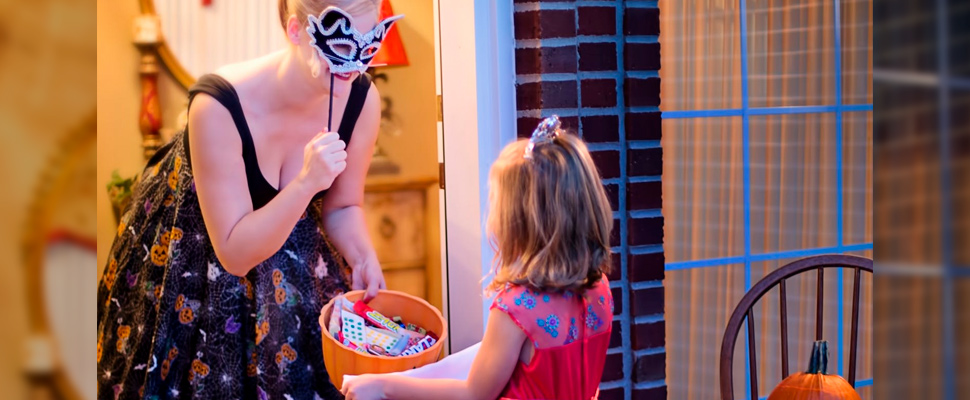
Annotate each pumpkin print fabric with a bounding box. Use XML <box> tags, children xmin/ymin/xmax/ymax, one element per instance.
<box><xmin>96</xmin><ymin>125</ymin><xmax>350</xmax><ymax>399</ymax></box>
<box><xmin>489</xmin><ymin>277</ymin><xmax>614</xmax><ymax>400</ymax></box>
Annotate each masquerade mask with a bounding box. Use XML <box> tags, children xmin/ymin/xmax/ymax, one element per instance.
<box><xmin>525</xmin><ymin>115</ymin><xmax>561</xmax><ymax>159</ymax></box>
<box><xmin>306</xmin><ymin>7</ymin><xmax>404</xmax><ymax>75</ymax></box>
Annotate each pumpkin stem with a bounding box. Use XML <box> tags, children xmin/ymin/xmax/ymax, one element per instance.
<box><xmin>806</xmin><ymin>340</ymin><xmax>829</xmax><ymax>374</ymax></box>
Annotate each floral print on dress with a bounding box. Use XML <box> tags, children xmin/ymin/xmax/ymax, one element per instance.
<box><xmin>564</xmin><ymin>318</ymin><xmax>579</xmax><ymax>345</ymax></box>
<box><xmin>490</xmin><ymin>278</ymin><xmax>613</xmax><ymax>350</ymax></box>
<box><xmin>585</xmin><ymin>304</ymin><xmax>604</xmax><ymax>331</ymax></box>
<box><xmin>537</xmin><ymin>314</ymin><xmax>560</xmax><ymax>338</ymax></box>
<box><xmin>514</xmin><ymin>290</ymin><xmax>537</xmax><ymax>309</ymax></box>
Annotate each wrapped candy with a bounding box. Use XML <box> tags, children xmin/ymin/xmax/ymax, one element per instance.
<box><xmin>354</xmin><ymin>301</ymin><xmax>404</xmax><ymax>334</ymax></box>
<box><xmin>400</xmin><ymin>335</ymin><xmax>437</xmax><ymax>356</ymax></box>
<box><xmin>328</xmin><ymin>295</ymin><xmax>344</xmax><ymax>339</ymax></box>
<box><xmin>340</xmin><ymin>308</ymin><xmax>367</xmax><ymax>347</ymax></box>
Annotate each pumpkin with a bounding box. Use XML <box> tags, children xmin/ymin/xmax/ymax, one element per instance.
<box><xmin>767</xmin><ymin>340</ymin><xmax>861</xmax><ymax>400</ymax></box>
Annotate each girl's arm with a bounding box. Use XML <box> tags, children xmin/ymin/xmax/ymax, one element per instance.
<box><xmin>341</xmin><ymin>308</ymin><xmax>528</xmax><ymax>400</ymax></box>
<box><xmin>320</xmin><ymin>84</ymin><xmax>386</xmax><ymax>301</ymax></box>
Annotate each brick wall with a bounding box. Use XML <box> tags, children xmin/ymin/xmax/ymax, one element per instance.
<box><xmin>512</xmin><ymin>1</ymin><xmax>665</xmax><ymax>399</ymax></box>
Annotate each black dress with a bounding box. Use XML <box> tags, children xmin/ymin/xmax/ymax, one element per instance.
<box><xmin>97</xmin><ymin>73</ymin><xmax>372</xmax><ymax>399</ymax></box>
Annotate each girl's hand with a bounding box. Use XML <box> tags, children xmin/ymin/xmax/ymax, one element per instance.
<box><xmin>352</xmin><ymin>255</ymin><xmax>387</xmax><ymax>302</ymax></box>
<box><xmin>297</xmin><ymin>130</ymin><xmax>347</xmax><ymax>192</ymax></box>
<box><xmin>341</xmin><ymin>374</ymin><xmax>386</xmax><ymax>400</ymax></box>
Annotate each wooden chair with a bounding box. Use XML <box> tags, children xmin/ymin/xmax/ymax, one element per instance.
<box><xmin>718</xmin><ymin>255</ymin><xmax>873</xmax><ymax>400</ymax></box>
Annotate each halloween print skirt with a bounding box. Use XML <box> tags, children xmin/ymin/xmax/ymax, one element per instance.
<box><xmin>97</xmin><ymin>131</ymin><xmax>350</xmax><ymax>400</ymax></box>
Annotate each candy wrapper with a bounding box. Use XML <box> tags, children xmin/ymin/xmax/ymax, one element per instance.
<box><xmin>353</xmin><ymin>301</ymin><xmax>404</xmax><ymax>334</ymax></box>
<box><xmin>365</xmin><ymin>326</ymin><xmax>411</xmax><ymax>356</ymax></box>
<box><xmin>400</xmin><ymin>335</ymin><xmax>437</xmax><ymax>356</ymax></box>
<box><xmin>328</xmin><ymin>295</ymin><xmax>344</xmax><ymax>339</ymax></box>
<box><xmin>339</xmin><ymin>308</ymin><xmax>367</xmax><ymax>347</ymax></box>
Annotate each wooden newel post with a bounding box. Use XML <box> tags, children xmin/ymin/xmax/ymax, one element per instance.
<box><xmin>133</xmin><ymin>15</ymin><xmax>163</xmax><ymax>161</ymax></box>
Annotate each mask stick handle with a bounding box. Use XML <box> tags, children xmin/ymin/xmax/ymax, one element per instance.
<box><xmin>327</xmin><ymin>72</ymin><xmax>335</xmax><ymax>132</ymax></box>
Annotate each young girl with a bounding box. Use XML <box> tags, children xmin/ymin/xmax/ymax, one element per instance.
<box><xmin>341</xmin><ymin>115</ymin><xmax>615</xmax><ymax>400</ymax></box>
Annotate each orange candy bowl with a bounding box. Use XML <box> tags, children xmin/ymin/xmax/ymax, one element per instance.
<box><xmin>319</xmin><ymin>290</ymin><xmax>447</xmax><ymax>388</ymax></box>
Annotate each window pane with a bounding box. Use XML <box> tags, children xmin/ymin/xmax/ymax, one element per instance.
<box><xmin>949</xmin><ymin>0</ymin><xmax>970</xmax><ymax>78</ymax></box>
<box><xmin>659</xmin><ymin>0</ymin><xmax>742</xmax><ymax>110</ymax></box>
<box><xmin>874</xmin><ymin>84</ymin><xmax>941</xmax><ymax>265</ymax></box>
<box><xmin>750</xmin><ymin>114</ymin><xmax>838</xmax><ymax>254</ymax></box>
<box><xmin>746</xmin><ymin>0</ymin><xmax>836</xmax><ymax>107</ymax></box>
<box><xmin>844</xmin><ymin>112</ymin><xmax>872</xmax><ymax>245</ymax></box>
<box><xmin>662</xmin><ymin>117</ymin><xmax>744</xmax><ymax>262</ymax></box>
<box><xmin>957</xmin><ymin>278</ymin><xmax>970</xmax><ymax>398</ymax></box>
<box><xmin>665</xmin><ymin>264</ymin><xmax>746</xmax><ymax>400</ymax></box>
<box><xmin>875</xmin><ymin>274</ymin><xmax>945</xmax><ymax>398</ymax></box>
<box><xmin>953</xmin><ymin>89</ymin><xmax>970</xmax><ymax>267</ymax></box>
<box><xmin>873</xmin><ymin>0</ymin><xmax>937</xmax><ymax>72</ymax></box>
<box><xmin>846</xmin><ymin>248</ymin><xmax>873</xmax><ymax>396</ymax></box>
<box><xmin>841</xmin><ymin>0</ymin><xmax>873</xmax><ymax>104</ymax></box>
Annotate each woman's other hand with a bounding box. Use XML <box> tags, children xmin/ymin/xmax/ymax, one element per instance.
<box><xmin>352</xmin><ymin>255</ymin><xmax>386</xmax><ymax>302</ymax></box>
<box><xmin>297</xmin><ymin>130</ymin><xmax>347</xmax><ymax>192</ymax></box>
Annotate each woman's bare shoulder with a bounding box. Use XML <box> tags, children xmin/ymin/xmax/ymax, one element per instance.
<box><xmin>212</xmin><ymin>52</ymin><xmax>281</xmax><ymax>90</ymax></box>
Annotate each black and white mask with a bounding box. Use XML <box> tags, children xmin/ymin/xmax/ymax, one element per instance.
<box><xmin>306</xmin><ymin>7</ymin><xmax>403</xmax><ymax>75</ymax></box>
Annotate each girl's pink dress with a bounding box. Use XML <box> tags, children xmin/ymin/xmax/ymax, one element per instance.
<box><xmin>491</xmin><ymin>277</ymin><xmax>614</xmax><ymax>400</ymax></box>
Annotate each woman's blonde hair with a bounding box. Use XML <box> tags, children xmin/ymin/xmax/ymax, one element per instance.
<box><xmin>486</xmin><ymin>131</ymin><xmax>613</xmax><ymax>295</ymax></box>
<box><xmin>278</xmin><ymin>0</ymin><xmax>380</xmax><ymax>30</ymax></box>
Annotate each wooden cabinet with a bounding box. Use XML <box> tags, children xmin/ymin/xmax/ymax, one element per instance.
<box><xmin>362</xmin><ymin>178</ymin><xmax>441</xmax><ymax>310</ymax></box>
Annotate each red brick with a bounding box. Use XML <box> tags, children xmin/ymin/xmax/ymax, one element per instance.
<box><xmin>610</xmin><ymin>218</ymin><xmax>621</xmax><ymax>247</ymax></box>
<box><xmin>611</xmin><ymin>287</ymin><xmax>623</xmax><ymax>315</ymax></box>
<box><xmin>633</xmin><ymin>385</ymin><xmax>667</xmax><ymax>400</ymax></box>
<box><xmin>581</xmin><ymin>114</ymin><xmax>620</xmax><ymax>143</ymax></box>
<box><xmin>589</xmin><ymin>150</ymin><xmax>620</xmax><ymax>179</ymax></box>
<box><xmin>517</xmin><ymin>117</ymin><xmax>542</xmax><ymax>138</ymax></box>
<box><xmin>579</xmin><ymin>42</ymin><xmax>618</xmax><ymax>71</ymax></box>
<box><xmin>632</xmin><ymin>321</ymin><xmax>665</xmax><ymax>350</ymax></box>
<box><xmin>559</xmin><ymin>116</ymin><xmax>580</xmax><ymax>134</ymax></box>
<box><xmin>631</xmin><ymin>286</ymin><xmax>663</xmax><ymax>316</ymax></box>
<box><xmin>624</xmin><ymin>7</ymin><xmax>660</xmax><ymax>36</ymax></box>
<box><xmin>515</xmin><ymin>46</ymin><xmax>577</xmax><ymax>75</ymax></box>
<box><xmin>607</xmin><ymin>252</ymin><xmax>622</xmax><ymax>281</ymax></box>
<box><xmin>625</xmin><ymin>42</ymin><xmax>661</xmax><ymax>71</ymax></box>
<box><xmin>633</xmin><ymin>352</ymin><xmax>665</xmax><ymax>383</ymax></box>
<box><xmin>598</xmin><ymin>387</ymin><xmax>625</xmax><ymax>400</ymax></box>
<box><xmin>628</xmin><ymin>216</ymin><xmax>663</xmax><ymax>246</ymax></box>
<box><xmin>581</xmin><ymin>79</ymin><xmax>617</xmax><ymax>108</ymax></box>
<box><xmin>610</xmin><ymin>320</ymin><xmax>622</xmax><ymax>347</ymax></box>
<box><xmin>628</xmin><ymin>181</ymin><xmax>662</xmax><ymax>210</ymax></box>
<box><xmin>626</xmin><ymin>112</ymin><xmax>662</xmax><ymax>140</ymax></box>
<box><xmin>514</xmin><ymin>10</ymin><xmax>577</xmax><ymax>40</ymax></box>
<box><xmin>578</xmin><ymin>7</ymin><xmax>616</xmax><ymax>36</ymax></box>
<box><xmin>629</xmin><ymin>252</ymin><xmax>665</xmax><ymax>282</ymax></box>
<box><xmin>624</xmin><ymin>77</ymin><xmax>661</xmax><ymax>107</ymax></box>
<box><xmin>516</xmin><ymin>80</ymin><xmax>578</xmax><ymax>110</ymax></box>
<box><xmin>628</xmin><ymin>147</ymin><xmax>663</xmax><ymax>176</ymax></box>
<box><xmin>601</xmin><ymin>352</ymin><xmax>625</xmax><ymax>382</ymax></box>
<box><xmin>602</xmin><ymin>183</ymin><xmax>619</xmax><ymax>211</ymax></box>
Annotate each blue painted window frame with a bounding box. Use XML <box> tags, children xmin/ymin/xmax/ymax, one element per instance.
<box><xmin>659</xmin><ymin>0</ymin><xmax>874</xmax><ymax>397</ymax></box>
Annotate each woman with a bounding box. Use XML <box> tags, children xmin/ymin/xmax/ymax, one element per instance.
<box><xmin>97</xmin><ymin>1</ymin><xmax>391</xmax><ymax>398</ymax></box>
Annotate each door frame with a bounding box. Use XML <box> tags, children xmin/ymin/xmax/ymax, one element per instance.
<box><xmin>435</xmin><ymin>0</ymin><xmax>517</xmax><ymax>352</ymax></box>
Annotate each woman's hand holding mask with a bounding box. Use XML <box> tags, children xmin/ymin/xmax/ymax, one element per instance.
<box><xmin>298</xmin><ymin>130</ymin><xmax>347</xmax><ymax>192</ymax></box>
